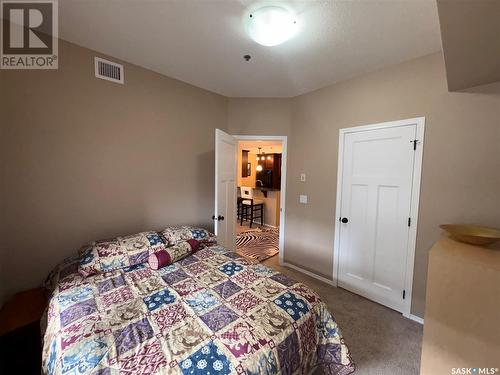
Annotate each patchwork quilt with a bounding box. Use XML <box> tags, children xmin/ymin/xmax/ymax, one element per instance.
<box><xmin>42</xmin><ymin>245</ymin><xmax>354</xmax><ymax>375</ymax></box>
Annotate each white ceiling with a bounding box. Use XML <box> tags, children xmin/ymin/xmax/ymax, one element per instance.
<box><xmin>59</xmin><ymin>0</ymin><xmax>442</xmax><ymax>97</ymax></box>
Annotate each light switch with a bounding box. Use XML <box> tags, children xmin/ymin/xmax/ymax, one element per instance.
<box><xmin>300</xmin><ymin>173</ymin><xmax>306</xmax><ymax>182</ymax></box>
<box><xmin>299</xmin><ymin>195</ymin><xmax>308</xmax><ymax>204</ymax></box>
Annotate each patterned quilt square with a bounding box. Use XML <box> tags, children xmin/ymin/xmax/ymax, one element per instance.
<box><xmin>101</xmin><ymin>286</ymin><xmax>134</xmax><ymax>309</ymax></box>
<box><xmin>213</xmin><ymin>280</ymin><xmax>241</xmax><ymax>300</ymax></box>
<box><xmin>123</xmin><ymin>263</ymin><xmax>146</xmax><ymax>273</ymax></box>
<box><xmin>179</xmin><ymin>256</ymin><xmax>199</xmax><ymax>266</ymax></box>
<box><xmin>249</xmin><ymin>303</ymin><xmax>292</xmax><ymax>337</ymax></box>
<box><xmin>195</xmin><ymin>269</ymin><xmax>226</xmax><ymax>287</ymax></box>
<box><xmin>143</xmin><ymin>289</ymin><xmax>176</xmax><ymax>311</ymax></box>
<box><xmin>206</xmin><ymin>255</ymin><xmax>232</xmax><ymax>268</ymax></box>
<box><xmin>97</xmin><ymin>275</ymin><xmax>125</xmax><ymax>294</ymax></box>
<box><xmin>251</xmin><ymin>278</ymin><xmax>286</xmax><ymax>300</ymax></box>
<box><xmin>152</xmin><ymin>303</ymin><xmax>189</xmax><ymax>332</ymax></box>
<box><xmin>61</xmin><ymin>314</ymin><xmax>102</xmax><ymax>350</ymax></box>
<box><xmin>163</xmin><ymin>317</ymin><xmax>209</xmax><ymax>359</ymax></box>
<box><xmin>298</xmin><ymin>316</ymin><xmax>317</xmax><ymax>355</ymax></box>
<box><xmin>277</xmin><ymin>331</ymin><xmax>300</xmax><ymax>375</ymax></box>
<box><xmin>179</xmin><ymin>341</ymin><xmax>231</xmax><ymax>375</ymax></box>
<box><xmin>58</xmin><ymin>286</ymin><xmax>93</xmax><ymax>308</ymax></box>
<box><xmin>200</xmin><ymin>305</ymin><xmax>239</xmax><ymax>332</ymax></box>
<box><xmin>119</xmin><ymin>340</ymin><xmax>168</xmax><ymax>375</ymax></box>
<box><xmin>218</xmin><ymin>321</ymin><xmax>268</xmax><ymax>360</ymax></box>
<box><xmin>218</xmin><ymin>262</ymin><xmax>244</xmax><ymax>277</ymax></box>
<box><xmin>317</xmin><ymin>343</ymin><xmax>342</xmax><ymax>364</ymax></box>
<box><xmin>270</xmin><ymin>274</ymin><xmax>297</xmax><ymax>287</ymax></box>
<box><xmin>183</xmin><ymin>262</ymin><xmax>208</xmax><ymax>276</ymax></box>
<box><xmin>106</xmin><ymin>299</ymin><xmax>145</xmax><ymax>328</ymax></box>
<box><xmin>128</xmin><ymin>268</ymin><xmax>153</xmax><ymax>283</ymax></box>
<box><xmin>232</xmin><ymin>270</ymin><xmax>260</xmax><ymax>288</ymax></box>
<box><xmin>100</xmin><ymin>255</ymin><xmax>128</xmax><ymax>273</ymax></box>
<box><xmin>228</xmin><ymin>290</ymin><xmax>263</xmax><ymax>314</ymax></box>
<box><xmin>119</xmin><ymin>233</ymin><xmax>150</xmax><ymax>252</ymax></box>
<box><xmin>60</xmin><ymin>298</ymin><xmax>97</xmax><ymax>327</ymax></box>
<box><xmin>194</xmin><ymin>249</ymin><xmax>216</xmax><ymax>259</ymax></box>
<box><xmin>273</xmin><ymin>292</ymin><xmax>309</xmax><ymax>321</ymax></box>
<box><xmin>61</xmin><ymin>337</ymin><xmax>108</xmax><ymax>375</ymax></box>
<box><xmin>133</xmin><ymin>276</ymin><xmax>166</xmax><ymax>296</ymax></box>
<box><xmin>291</xmin><ymin>284</ymin><xmax>320</xmax><ymax>304</ymax></box>
<box><xmin>249</xmin><ymin>264</ymin><xmax>277</xmax><ymax>276</ymax></box>
<box><xmin>128</xmin><ymin>251</ymin><xmax>149</xmax><ymax>266</ymax></box>
<box><xmin>114</xmin><ymin>318</ymin><xmax>154</xmax><ymax>356</ymax></box>
<box><xmin>95</xmin><ymin>242</ymin><xmax>122</xmax><ymax>257</ymax></box>
<box><xmin>161</xmin><ymin>269</ymin><xmax>189</xmax><ymax>285</ymax></box>
<box><xmin>172</xmin><ymin>279</ymin><xmax>203</xmax><ymax>297</ymax></box>
<box><xmin>146</xmin><ymin>233</ymin><xmax>164</xmax><ymax>247</ymax></box>
<box><xmin>185</xmin><ymin>290</ymin><xmax>221</xmax><ymax>315</ymax></box>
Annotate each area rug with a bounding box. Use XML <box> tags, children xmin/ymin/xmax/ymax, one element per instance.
<box><xmin>236</xmin><ymin>226</ymin><xmax>279</xmax><ymax>261</ymax></box>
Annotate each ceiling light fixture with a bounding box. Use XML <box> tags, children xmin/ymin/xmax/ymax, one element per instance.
<box><xmin>246</xmin><ymin>6</ymin><xmax>298</xmax><ymax>47</ymax></box>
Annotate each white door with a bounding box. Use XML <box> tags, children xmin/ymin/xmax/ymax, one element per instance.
<box><xmin>338</xmin><ymin>124</ymin><xmax>417</xmax><ymax>312</ymax></box>
<box><xmin>214</xmin><ymin>129</ymin><xmax>237</xmax><ymax>250</ymax></box>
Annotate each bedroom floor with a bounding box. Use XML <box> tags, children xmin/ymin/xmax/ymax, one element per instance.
<box><xmin>263</xmin><ymin>255</ymin><xmax>423</xmax><ymax>375</ymax></box>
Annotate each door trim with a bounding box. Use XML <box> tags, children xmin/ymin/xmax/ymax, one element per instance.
<box><xmin>214</xmin><ymin>129</ymin><xmax>238</xmax><ymax>250</ymax></box>
<box><xmin>332</xmin><ymin>117</ymin><xmax>425</xmax><ymax>318</ymax></box>
<box><xmin>233</xmin><ymin>135</ymin><xmax>287</xmax><ymax>265</ymax></box>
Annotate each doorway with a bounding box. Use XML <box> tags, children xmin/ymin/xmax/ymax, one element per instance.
<box><xmin>333</xmin><ymin>117</ymin><xmax>425</xmax><ymax>317</ymax></box>
<box><xmin>214</xmin><ymin>130</ymin><xmax>287</xmax><ymax>264</ymax></box>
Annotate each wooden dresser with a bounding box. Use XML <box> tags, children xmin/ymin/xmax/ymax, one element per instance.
<box><xmin>420</xmin><ymin>237</ymin><xmax>500</xmax><ymax>375</ymax></box>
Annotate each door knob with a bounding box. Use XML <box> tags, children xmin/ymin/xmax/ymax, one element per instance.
<box><xmin>341</xmin><ymin>217</ymin><xmax>349</xmax><ymax>223</ymax></box>
<box><xmin>218</xmin><ymin>215</ymin><xmax>225</xmax><ymax>221</ymax></box>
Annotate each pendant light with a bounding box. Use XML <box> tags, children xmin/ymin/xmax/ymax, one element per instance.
<box><xmin>256</xmin><ymin>147</ymin><xmax>263</xmax><ymax>171</ymax></box>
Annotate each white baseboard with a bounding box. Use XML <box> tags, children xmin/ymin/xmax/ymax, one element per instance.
<box><xmin>282</xmin><ymin>261</ymin><xmax>424</xmax><ymax>325</ymax></box>
<box><xmin>281</xmin><ymin>262</ymin><xmax>335</xmax><ymax>286</ymax></box>
<box><xmin>407</xmin><ymin>314</ymin><xmax>424</xmax><ymax>324</ymax></box>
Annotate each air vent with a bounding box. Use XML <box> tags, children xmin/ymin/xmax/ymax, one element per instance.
<box><xmin>94</xmin><ymin>57</ymin><xmax>124</xmax><ymax>84</ymax></box>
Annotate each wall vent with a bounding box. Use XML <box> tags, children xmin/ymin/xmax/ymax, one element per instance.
<box><xmin>94</xmin><ymin>57</ymin><xmax>124</xmax><ymax>84</ymax></box>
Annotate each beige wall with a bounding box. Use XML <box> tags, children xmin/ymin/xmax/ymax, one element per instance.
<box><xmin>0</xmin><ymin>40</ymin><xmax>227</xmax><ymax>303</ymax></box>
<box><xmin>437</xmin><ymin>0</ymin><xmax>500</xmax><ymax>91</ymax></box>
<box><xmin>228</xmin><ymin>53</ymin><xmax>500</xmax><ymax>317</ymax></box>
<box><xmin>2</xmin><ymin>43</ymin><xmax>499</xmax><ymax>319</ymax></box>
<box><xmin>227</xmin><ymin>98</ymin><xmax>291</xmax><ymax>136</ymax></box>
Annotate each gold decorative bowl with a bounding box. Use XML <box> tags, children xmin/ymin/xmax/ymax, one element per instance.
<box><xmin>440</xmin><ymin>224</ymin><xmax>500</xmax><ymax>246</ymax></box>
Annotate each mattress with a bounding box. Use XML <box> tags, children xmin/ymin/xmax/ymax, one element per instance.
<box><xmin>42</xmin><ymin>244</ymin><xmax>354</xmax><ymax>375</ymax></box>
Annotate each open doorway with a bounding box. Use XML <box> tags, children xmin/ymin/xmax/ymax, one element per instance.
<box><xmin>235</xmin><ymin>139</ymin><xmax>283</xmax><ymax>262</ymax></box>
<box><xmin>235</xmin><ymin>136</ymin><xmax>286</xmax><ymax>262</ymax></box>
<box><xmin>214</xmin><ymin>130</ymin><xmax>287</xmax><ymax>264</ymax></box>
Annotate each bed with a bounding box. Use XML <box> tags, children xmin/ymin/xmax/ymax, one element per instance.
<box><xmin>41</xmin><ymin>228</ymin><xmax>354</xmax><ymax>375</ymax></box>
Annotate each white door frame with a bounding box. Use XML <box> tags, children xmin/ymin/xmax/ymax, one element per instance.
<box><xmin>233</xmin><ymin>135</ymin><xmax>287</xmax><ymax>265</ymax></box>
<box><xmin>332</xmin><ymin>117</ymin><xmax>425</xmax><ymax>318</ymax></box>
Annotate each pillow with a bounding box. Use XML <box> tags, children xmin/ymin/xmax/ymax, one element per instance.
<box><xmin>78</xmin><ymin>231</ymin><xmax>166</xmax><ymax>277</ymax></box>
<box><xmin>160</xmin><ymin>225</ymin><xmax>216</xmax><ymax>246</ymax></box>
<box><xmin>148</xmin><ymin>240</ymin><xmax>199</xmax><ymax>270</ymax></box>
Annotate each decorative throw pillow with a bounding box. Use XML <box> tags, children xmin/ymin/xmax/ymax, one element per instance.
<box><xmin>148</xmin><ymin>240</ymin><xmax>199</xmax><ymax>270</ymax></box>
<box><xmin>160</xmin><ymin>225</ymin><xmax>216</xmax><ymax>246</ymax></box>
<box><xmin>78</xmin><ymin>231</ymin><xmax>167</xmax><ymax>277</ymax></box>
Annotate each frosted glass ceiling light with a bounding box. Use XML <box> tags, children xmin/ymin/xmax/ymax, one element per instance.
<box><xmin>247</xmin><ymin>6</ymin><xmax>297</xmax><ymax>47</ymax></box>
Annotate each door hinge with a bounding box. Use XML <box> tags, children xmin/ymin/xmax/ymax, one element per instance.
<box><xmin>408</xmin><ymin>217</ymin><xmax>411</xmax><ymax>227</ymax></box>
<box><xmin>411</xmin><ymin>139</ymin><xmax>418</xmax><ymax>150</ymax></box>
<box><xmin>403</xmin><ymin>290</ymin><xmax>406</xmax><ymax>299</ymax></box>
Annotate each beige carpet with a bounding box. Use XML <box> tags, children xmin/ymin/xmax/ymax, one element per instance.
<box><xmin>263</xmin><ymin>256</ymin><xmax>423</xmax><ymax>375</ymax></box>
